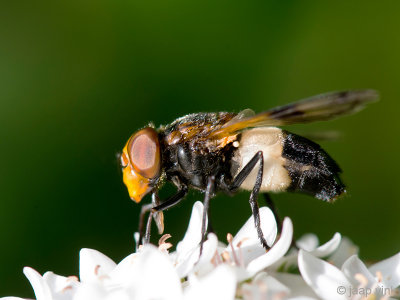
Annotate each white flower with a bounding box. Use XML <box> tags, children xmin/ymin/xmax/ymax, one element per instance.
<box><xmin>169</xmin><ymin>201</ymin><xmax>294</xmax><ymax>282</ymax></box>
<box><xmin>328</xmin><ymin>237</ymin><xmax>359</xmax><ymax>268</ymax></box>
<box><xmin>3</xmin><ymin>201</ymin><xmax>400</xmax><ymax>300</ymax></box>
<box><xmin>270</xmin><ymin>232</ymin><xmax>342</xmax><ymax>273</ymax></box>
<box><xmin>298</xmin><ymin>249</ymin><xmax>352</xmax><ymax>300</ymax></box>
<box><xmin>341</xmin><ymin>253</ymin><xmax>400</xmax><ymax>298</ymax></box>
<box><xmin>169</xmin><ymin>201</ymin><xmax>219</xmax><ymax>278</ymax></box>
<box><xmin>183</xmin><ymin>265</ymin><xmax>236</xmax><ymax>300</ymax></box>
<box><xmin>298</xmin><ymin>249</ymin><xmax>400</xmax><ymax>300</ymax></box>
<box><xmin>4</xmin><ymin>267</ymin><xmax>80</xmax><ymax>300</ymax></box>
<box><xmin>5</xmin><ymin>245</ymin><xmax>235</xmax><ymax>300</ymax></box>
<box><xmin>240</xmin><ymin>272</ymin><xmax>291</xmax><ymax>299</ymax></box>
<box><xmin>271</xmin><ymin>272</ymin><xmax>319</xmax><ymax>299</ymax></box>
<box><xmin>297</xmin><ymin>233</ymin><xmax>342</xmax><ymax>258</ymax></box>
<box><xmin>239</xmin><ymin>216</ymin><xmax>293</xmax><ymax>279</ymax></box>
<box><xmin>218</xmin><ymin>203</ymin><xmax>293</xmax><ymax>278</ymax></box>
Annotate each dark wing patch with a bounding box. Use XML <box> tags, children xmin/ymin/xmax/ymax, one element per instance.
<box><xmin>208</xmin><ymin>90</ymin><xmax>379</xmax><ymax>139</ymax></box>
<box><xmin>282</xmin><ymin>131</ymin><xmax>345</xmax><ymax>202</ymax></box>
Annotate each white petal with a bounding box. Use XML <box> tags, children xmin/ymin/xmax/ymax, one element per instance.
<box><xmin>109</xmin><ymin>252</ymin><xmax>137</xmax><ymax>277</ymax></box>
<box><xmin>310</xmin><ymin>233</ymin><xmax>341</xmax><ymax>258</ymax></box>
<box><xmin>298</xmin><ymin>250</ymin><xmax>351</xmax><ymax>300</ymax></box>
<box><xmin>231</xmin><ymin>206</ymin><xmax>277</xmax><ymax>249</ymax></box>
<box><xmin>254</xmin><ymin>272</ymin><xmax>290</xmax><ymax>293</ymax></box>
<box><xmin>23</xmin><ymin>267</ymin><xmax>52</xmax><ymax>300</ymax></box>
<box><xmin>104</xmin><ymin>290</ymin><xmax>132</xmax><ymax>300</ymax></box>
<box><xmin>107</xmin><ymin>253</ymin><xmax>137</xmax><ymax>286</ymax></box>
<box><xmin>369</xmin><ymin>252</ymin><xmax>400</xmax><ymax>288</ymax></box>
<box><xmin>183</xmin><ymin>265</ymin><xmax>236</xmax><ymax>300</ymax></box>
<box><xmin>0</xmin><ymin>297</ymin><xmax>29</xmax><ymax>300</ymax></box>
<box><xmin>272</xmin><ymin>273</ymin><xmax>319</xmax><ymax>298</ymax></box>
<box><xmin>42</xmin><ymin>272</ymin><xmax>79</xmax><ymax>299</ymax></box>
<box><xmin>176</xmin><ymin>201</ymin><xmax>206</xmax><ymax>257</ymax></box>
<box><xmin>79</xmin><ymin>248</ymin><xmax>116</xmax><ymax>284</ymax></box>
<box><xmin>341</xmin><ymin>255</ymin><xmax>376</xmax><ymax>288</ymax></box>
<box><xmin>241</xmin><ymin>272</ymin><xmax>291</xmax><ymax>299</ymax></box>
<box><xmin>226</xmin><ymin>207</ymin><xmax>277</xmax><ymax>268</ymax></box>
<box><xmin>114</xmin><ymin>245</ymin><xmax>183</xmax><ymax>300</ymax></box>
<box><xmin>329</xmin><ymin>237</ymin><xmax>359</xmax><ymax>268</ymax></box>
<box><xmin>73</xmin><ymin>283</ymin><xmax>107</xmax><ymax>300</ymax></box>
<box><xmin>176</xmin><ymin>233</ymin><xmax>218</xmax><ymax>278</ymax></box>
<box><xmin>297</xmin><ymin>234</ymin><xmax>319</xmax><ymax>251</ymax></box>
<box><xmin>246</xmin><ymin>217</ymin><xmax>293</xmax><ymax>276</ymax></box>
<box><xmin>267</xmin><ymin>252</ymin><xmax>298</xmax><ymax>272</ymax></box>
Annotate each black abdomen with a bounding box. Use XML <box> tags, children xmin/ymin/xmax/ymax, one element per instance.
<box><xmin>282</xmin><ymin>131</ymin><xmax>345</xmax><ymax>202</ymax></box>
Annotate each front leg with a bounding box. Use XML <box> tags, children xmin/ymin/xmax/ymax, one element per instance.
<box><xmin>139</xmin><ymin>185</ymin><xmax>188</xmax><ymax>246</ymax></box>
<box><xmin>137</xmin><ymin>192</ymin><xmax>164</xmax><ymax>248</ymax></box>
<box><xmin>229</xmin><ymin>151</ymin><xmax>270</xmax><ymax>250</ymax></box>
<box><xmin>151</xmin><ymin>185</ymin><xmax>188</xmax><ymax>212</ymax></box>
<box><xmin>137</xmin><ymin>202</ymin><xmax>153</xmax><ymax>249</ymax></box>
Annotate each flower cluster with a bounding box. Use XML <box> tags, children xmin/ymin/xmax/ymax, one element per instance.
<box><xmin>2</xmin><ymin>202</ymin><xmax>400</xmax><ymax>300</ymax></box>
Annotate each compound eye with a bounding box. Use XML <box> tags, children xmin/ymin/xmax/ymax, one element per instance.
<box><xmin>127</xmin><ymin>127</ymin><xmax>161</xmax><ymax>179</ymax></box>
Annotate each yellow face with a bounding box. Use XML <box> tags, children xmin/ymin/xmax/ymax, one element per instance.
<box><xmin>121</xmin><ymin>127</ymin><xmax>161</xmax><ymax>203</ymax></box>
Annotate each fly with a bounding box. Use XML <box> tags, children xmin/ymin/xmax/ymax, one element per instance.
<box><xmin>119</xmin><ymin>90</ymin><xmax>378</xmax><ymax>251</ymax></box>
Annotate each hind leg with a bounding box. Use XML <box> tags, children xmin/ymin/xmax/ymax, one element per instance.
<box><xmin>228</xmin><ymin>151</ymin><xmax>270</xmax><ymax>250</ymax></box>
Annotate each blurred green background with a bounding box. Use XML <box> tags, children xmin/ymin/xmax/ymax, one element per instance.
<box><xmin>1</xmin><ymin>0</ymin><xmax>400</xmax><ymax>297</ymax></box>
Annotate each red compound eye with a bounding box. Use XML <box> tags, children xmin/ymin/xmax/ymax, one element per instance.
<box><xmin>127</xmin><ymin>127</ymin><xmax>161</xmax><ymax>179</ymax></box>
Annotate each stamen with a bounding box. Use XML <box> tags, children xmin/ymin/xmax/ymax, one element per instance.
<box><xmin>354</xmin><ymin>273</ymin><xmax>368</xmax><ymax>288</ymax></box>
<box><xmin>272</xmin><ymin>292</ymin><xmax>287</xmax><ymax>300</ymax></box>
<box><xmin>94</xmin><ymin>265</ymin><xmax>101</xmax><ymax>276</ymax></box>
<box><xmin>236</xmin><ymin>238</ymin><xmax>248</xmax><ymax>268</ymax></box>
<box><xmin>375</xmin><ymin>271</ymin><xmax>383</xmax><ymax>283</ymax></box>
<box><xmin>211</xmin><ymin>251</ymin><xmax>219</xmax><ymax>267</ymax></box>
<box><xmin>221</xmin><ymin>251</ymin><xmax>231</xmax><ymax>263</ymax></box>
<box><xmin>236</xmin><ymin>237</ymin><xmax>249</xmax><ymax>248</ymax></box>
<box><xmin>158</xmin><ymin>234</ymin><xmax>173</xmax><ymax>252</ymax></box>
<box><xmin>159</xmin><ymin>242</ymin><xmax>173</xmax><ymax>252</ymax></box>
<box><xmin>61</xmin><ymin>285</ymin><xmax>73</xmax><ymax>292</ymax></box>
<box><xmin>159</xmin><ymin>234</ymin><xmax>172</xmax><ymax>246</ymax></box>
<box><xmin>227</xmin><ymin>233</ymin><xmax>240</xmax><ymax>266</ymax></box>
<box><xmin>258</xmin><ymin>280</ymin><xmax>268</xmax><ymax>295</ymax></box>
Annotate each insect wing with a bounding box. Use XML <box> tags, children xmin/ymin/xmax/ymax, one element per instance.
<box><xmin>209</xmin><ymin>90</ymin><xmax>379</xmax><ymax>138</ymax></box>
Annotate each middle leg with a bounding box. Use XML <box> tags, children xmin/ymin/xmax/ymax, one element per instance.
<box><xmin>199</xmin><ymin>175</ymin><xmax>215</xmax><ymax>257</ymax></box>
<box><xmin>228</xmin><ymin>151</ymin><xmax>270</xmax><ymax>250</ymax></box>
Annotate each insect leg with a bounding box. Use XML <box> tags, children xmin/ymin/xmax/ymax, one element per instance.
<box><xmin>151</xmin><ymin>185</ymin><xmax>188</xmax><ymax>212</ymax></box>
<box><xmin>143</xmin><ymin>210</ymin><xmax>154</xmax><ymax>244</ymax></box>
<box><xmin>200</xmin><ymin>175</ymin><xmax>215</xmax><ymax>257</ymax></box>
<box><xmin>137</xmin><ymin>191</ymin><xmax>164</xmax><ymax>248</ymax></box>
<box><xmin>228</xmin><ymin>151</ymin><xmax>264</xmax><ymax>193</ymax></box>
<box><xmin>228</xmin><ymin>151</ymin><xmax>270</xmax><ymax>250</ymax></box>
<box><xmin>140</xmin><ymin>186</ymin><xmax>188</xmax><ymax>246</ymax></box>
<box><xmin>247</xmin><ymin>152</ymin><xmax>270</xmax><ymax>250</ymax></box>
<box><xmin>137</xmin><ymin>202</ymin><xmax>153</xmax><ymax>249</ymax></box>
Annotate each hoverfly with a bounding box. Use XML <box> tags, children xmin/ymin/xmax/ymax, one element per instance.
<box><xmin>120</xmin><ymin>90</ymin><xmax>378</xmax><ymax>250</ymax></box>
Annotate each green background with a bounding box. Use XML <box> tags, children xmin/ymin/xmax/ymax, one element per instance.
<box><xmin>1</xmin><ymin>0</ymin><xmax>399</xmax><ymax>297</ymax></box>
